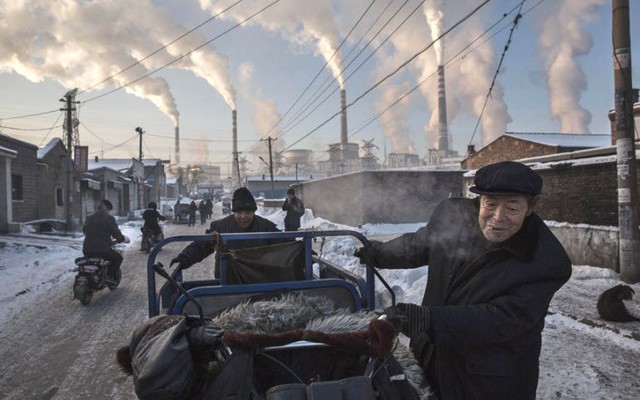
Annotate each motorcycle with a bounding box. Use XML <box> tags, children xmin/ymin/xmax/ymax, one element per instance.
<box><xmin>140</xmin><ymin>227</ymin><xmax>163</xmax><ymax>253</ymax></box>
<box><xmin>72</xmin><ymin>243</ymin><xmax>126</xmax><ymax>305</ymax></box>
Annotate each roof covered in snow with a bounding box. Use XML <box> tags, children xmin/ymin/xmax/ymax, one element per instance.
<box><xmin>87</xmin><ymin>158</ymin><xmax>134</xmax><ymax>172</ymax></box>
<box><xmin>505</xmin><ymin>132</ymin><xmax>611</xmax><ymax>148</ymax></box>
<box><xmin>0</xmin><ymin>145</ymin><xmax>17</xmax><ymax>157</ymax></box>
<box><xmin>37</xmin><ymin>138</ymin><xmax>63</xmax><ymax>159</ymax></box>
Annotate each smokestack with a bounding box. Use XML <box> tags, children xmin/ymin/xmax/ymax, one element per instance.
<box><xmin>437</xmin><ymin>65</ymin><xmax>449</xmax><ymax>154</ymax></box>
<box><xmin>340</xmin><ymin>89</ymin><xmax>348</xmax><ymax>145</ymax></box>
<box><xmin>232</xmin><ymin>109</ymin><xmax>239</xmax><ymax>187</ymax></box>
<box><xmin>174</xmin><ymin>125</ymin><xmax>180</xmax><ymax>166</ymax></box>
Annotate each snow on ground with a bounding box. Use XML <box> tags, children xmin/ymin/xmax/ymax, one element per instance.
<box><xmin>1</xmin><ymin>208</ymin><xmax>640</xmax><ymax>399</ymax></box>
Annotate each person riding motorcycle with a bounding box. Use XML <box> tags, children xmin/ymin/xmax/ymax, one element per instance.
<box><xmin>82</xmin><ymin>199</ymin><xmax>129</xmax><ymax>283</ymax></box>
<box><xmin>143</xmin><ymin>202</ymin><xmax>166</xmax><ymax>243</ymax></box>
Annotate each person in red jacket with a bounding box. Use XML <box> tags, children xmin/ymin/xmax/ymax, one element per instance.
<box><xmin>355</xmin><ymin>161</ymin><xmax>572</xmax><ymax>400</ymax></box>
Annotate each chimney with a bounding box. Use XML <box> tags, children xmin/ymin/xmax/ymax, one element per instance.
<box><xmin>340</xmin><ymin>89</ymin><xmax>348</xmax><ymax>145</ymax></box>
<box><xmin>437</xmin><ymin>65</ymin><xmax>449</xmax><ymax>155</ymax></box>
<box><xmin>467</xmin><ymin>144</ymin><xmax>475</xmax><ymax>155</ymax></box>
<box><xmin>232</xmin><ymin>109</ymin><xmax>238</xmax><ymax>187</ymax></box>
<box><xmin>174</xmin><ymin>125</ymin><xmax>180</xmax><ymax>166</ymax></box>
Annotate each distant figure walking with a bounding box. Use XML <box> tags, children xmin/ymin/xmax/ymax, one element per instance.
<box><xmin>282</xmin><ymin>188</ymin><xmax>305</xmax><ymax>231</ymax></box>
<box><xmin>188</xmin><ymin>200</ymin><xmax>197</xmax><ymax>226</ymax></box>
<box><xmin>199</xmin><ymin>200</ymin><xmax>207</xmax><ymax>225</ymax></box>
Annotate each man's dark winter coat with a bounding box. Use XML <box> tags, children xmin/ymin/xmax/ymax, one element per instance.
<box><xmin>178</xmin><ymin>214</ymin><xmax>282</xmax><ymax>274</ymax></box>
<box><xmin>143</xmin><ymin>209</ymin><xmax>166</xmax><ymax>234</ymax></box>
<box><xmin>282</xmin><ymin>197</ymin><xmax>305</xmax><ymax>231</ymax></box>
<box><xmin>366</xmin><ymin>197</ymin><xmax>572</xmax><ymax>400</ymax></box>
<box><xmin>82</xmin><ymin>208</ymin><xmax>125</xmax><ymax>254</ymax></box>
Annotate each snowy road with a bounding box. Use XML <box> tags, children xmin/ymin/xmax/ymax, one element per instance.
<box><xmin>0</xmin><ymin>215</ymin><xmax>215</xmax><ymax>399</ymax></box>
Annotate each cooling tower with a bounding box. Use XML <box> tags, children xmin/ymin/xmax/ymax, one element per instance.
<box><xmin>437</xmin><ymin>65</ymin><xmax>449</xmax><ymax>154</ymax></box>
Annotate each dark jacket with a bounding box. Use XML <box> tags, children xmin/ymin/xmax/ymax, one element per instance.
<box><xmin>367</xmin><ymin>197</ymin><xmax>572</xmax><ymax>400</ymax></box>
<box><xmin>179</xmin><ymin>214</ymin><xmax>283</xmax><ymax>274</ymax></box>
<box><xmin>82</xmin><ymin>208</ymin><xmax>126</xmax><ymax>254</ymax></box>
<box><xmin>143</xmin><ymin>209</ymin><xmax>166</xmax><ymax>234</ymax></box>
<box><xmin>282</xmin><ymin>197</ymin><xmax>305</xmax><ymax>230</ymax></box>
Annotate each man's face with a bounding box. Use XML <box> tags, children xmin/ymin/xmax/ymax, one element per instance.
<box><xmin>233</xmin><ymin>210</ymin><xmax>255</xmax><ymax>228</ymax></box>
<box><xmin>478</xmin><ymin>195</ymin><xmax>534</xmax><ymax>243</ymax></box>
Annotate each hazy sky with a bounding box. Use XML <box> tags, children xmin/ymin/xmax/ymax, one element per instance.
<box><xmin>0</xmin><ymin>0</ymin><xmax>638</xmax><ymax>175</ymax></box>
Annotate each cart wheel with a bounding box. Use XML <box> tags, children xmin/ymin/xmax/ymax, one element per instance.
<box><xmin>108</xmin><ymin>268</ymin><xmax>122</xmax><ymax>290</ymax></box>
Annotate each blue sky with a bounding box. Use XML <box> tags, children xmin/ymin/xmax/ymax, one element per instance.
<box><xmin>0</xmin><ymin>0</ymin><xmax>638</xmax><ymax>175</ymax></box>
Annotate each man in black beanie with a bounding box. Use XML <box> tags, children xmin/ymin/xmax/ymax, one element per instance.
<box><xmin>170</xmin><ymin>187</ymin><xmax>283</xmax><ymax>276</ymax></box>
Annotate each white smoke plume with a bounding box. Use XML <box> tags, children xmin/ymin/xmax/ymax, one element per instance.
<box><xmin>200</xmin><ymin>0</ymin><xmax>345</xmax><ymax>88</ymax></box>
<box><xmin>532</xmin><ymin>0</ymin><xmax>606</xmax><ymax>134</ymax></box>
<box><xmin>375</xmin><ymin>82</ymin><xmax>416</xmax><ymax>154</ymax></box>
<box><xmin>238</xmin><ymin>62</ymin><xmax>285</xmax><ymax>164</ymax></box>
<box><xmin>0</xmin><ymin>0</ymin><xmax>236</xmax><ymax>125</ymax></box>
<box><xmin>424</xmin><ymin>0</ymin><xmax>445</xmax><ymax>65</ymax></box>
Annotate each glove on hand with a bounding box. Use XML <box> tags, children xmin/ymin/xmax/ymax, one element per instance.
<box><xmin>354</xmin><ymin>243</ymin><xmax>377</xmax><ymax>267</ymax></box>
<box><xmin>383</xmin><ymin>302</ymin><xmax>430</xmax><ymax>340</ymax></box>
<box><xmin>187</xmin><ymin>321</ymin><xmax>225</xmax><ymax>347</ymax></box>
<box><xmin>170</xmin><ymin>253</ymin><xmax>192</xmax><ymax>270</ymax></box>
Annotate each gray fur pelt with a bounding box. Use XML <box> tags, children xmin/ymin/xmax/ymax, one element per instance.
<box><xmin>213</xmin><ymin>293</ymin><xmax>434</xmax><ymax>400</ymax></box>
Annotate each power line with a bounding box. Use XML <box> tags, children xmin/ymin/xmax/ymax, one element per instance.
<box><xmin>283</xmin><ymin>0</ymin><xmax>491</xmax><ymax>152</ymax></box>
<box><xmin>81</xmin><ymin>0</ymin><xmax>281</xmax><ymax>105</ymax></box>
<box><xmin>78</xmin><ymin>0</ymin><xmax>245</xmax><ymax>95</ymax></box>
<box><xmin>0</xmin><ymin>124</ymin><xmax>62</xmax><ymax>131</ymax></box>
<box><xmin>467</xmin><ymin>0</ymin><xmax>526</xmax><ymax>151</ymax></box>
<box><xmin>0</xmin><ymin>109</ymin><xmax>60</xmax><ymax>120</ymax></box>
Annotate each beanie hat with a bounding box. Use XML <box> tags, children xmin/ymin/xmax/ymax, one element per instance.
<box><xmin>469</xmin><ymin>161</ymin><xmax>542</xmax><ymax>196</ymax></box>
<box><xmin>232</xmin><ymin>187</ymin><xmax>257</xmax><ymax>212</ymax></box>
<box><xmin>287</xmin><ymin>188</ymin><xmax>295</xmax><ymax>195</ymax></box>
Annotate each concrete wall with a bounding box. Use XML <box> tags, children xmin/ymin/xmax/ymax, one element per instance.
<box><xmin>299</xmin><ymin>170</ymin><xmax>463</xmax><ymax>226</ymax></box>
<box><xmin>548</xmin><ymin>223</ymin><xmax>619</xmax><ymax>271</ymax></box>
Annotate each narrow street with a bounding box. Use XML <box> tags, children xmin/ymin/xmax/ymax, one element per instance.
<box><xmin>0</xmin><ymin>209</ymin><xmax>220</xmax><ymax>400</ymax></box>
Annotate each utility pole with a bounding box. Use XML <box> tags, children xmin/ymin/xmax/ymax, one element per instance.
<box><xmin>135</xmin><ymin>127</ymin><xmax>144</xmax><ymax>161</ymax></box>
<box><xmin>261</xmin><ymin>137</ymin><xmax>276</xmax><ymax>198</ymax></box>
<box><xmin>613</xmin><ymin>0</ymin><xmax>640</xmax><ymax>283</ymax></box>
<box><xmin>60</xmin><ymin>88</ymin><xmax>78</xmax><ymax>231</ymax></box>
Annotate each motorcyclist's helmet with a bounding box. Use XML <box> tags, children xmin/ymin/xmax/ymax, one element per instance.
<box><xmin>148</xmin><ymin>202</ymin><xmax>157</xmax><ymax>210</ymax></box>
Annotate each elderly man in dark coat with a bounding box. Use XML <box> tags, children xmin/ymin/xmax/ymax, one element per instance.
<box><xmin>355</xmin><ymin>161</ymin><xmax>571</xmax><ymax>400</ymax></box>
<box><xmin>171</xmin><ymin>187</ymin><xmax>283</xmax><ymax>276</ymax></box>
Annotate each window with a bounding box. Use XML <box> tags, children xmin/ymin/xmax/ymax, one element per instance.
<box><xmin>56</xmin><ymin>188</ymin><xmax>64</xmax><ymax>206</ymax></box>
<box><xmin>11</xmin><ymin>175</ymin><xmax>23</xmax><ymax>200</ymax></box>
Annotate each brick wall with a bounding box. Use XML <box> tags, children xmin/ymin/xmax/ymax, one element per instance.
<box><xmin>462</xmin><ymin>136</ymin><xmax>557</xmax><ymax>170</ymax></box>
<box><xmin>0</xmin><ymin>135</ymin><xmax>38</xmax><ymax>222</ymax></box>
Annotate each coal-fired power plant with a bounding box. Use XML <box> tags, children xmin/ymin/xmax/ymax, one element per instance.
<box><xmin>174</xmin><ymin>126</ymin><xmax>180</xmax><ymax>166</ymax></box>
<box><xmin>437</xmin><ymin>65</ymin><xmax>449</xmax><ymax>155</ymax></box>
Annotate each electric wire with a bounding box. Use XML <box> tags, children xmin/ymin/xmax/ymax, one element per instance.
<box><xmin>78</xmin><ymin>0</ymin><xmax>245</xmax><ymax>96</ymax></box>
<box><xmin>274</xmin><ymin>0</ymin><xmax>420</xmax><ymax>144</ymax></box>
<box><xmin>1</xmin><ymin>109</ymin><xmax>60</xmax><ymax>120</ymax></box>
<box><xmin>349</xmin><ymin>0</ymin><xmax>529</xmax><ymax>140</ymax></box>
<box><xmin>282</xmin><ymin>0</ymin><xmax>491</xmax><ymax>152</ymax></box>
<box><xmin>81</xmin><ymin>0</ymin><xmax>282</xmax><ymax>105</ymax></box>
<box><xmin>241</xmin><ymin>0</ymin><xmax>381</xmax><ymax>156</ymax></box>
<box><xmin>88</xmin><ymin>134</ymin><xmax>138</xmax><ymax>157</ymax></box>
<box><xmin>466</xmin><ymin>0</ymin><xmax>525</xmax><ymax>154</ymax></box>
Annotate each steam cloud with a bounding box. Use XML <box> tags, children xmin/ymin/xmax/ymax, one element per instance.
<box><xmin>533</xmin><ymin>0</ymin><xmax>606</xmax><ymax>134</ymax></box>
<box><xmin>238</xmin><ymin>62</ymin><xmax>286</xmax><ymax>165</ymax></box>
<box><xmin>0</xmin><ymin>0</ymin><xmax>236</xmax><ymax>126</ymax></box>
<box><xmin>200</xmin><ymin>0</ymin><xmax>346</xmax><ymax>89</ymax></box>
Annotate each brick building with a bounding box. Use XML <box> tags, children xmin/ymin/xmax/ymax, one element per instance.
<box><xmin>461</xmin><ymin>132</ymin><xmax>611</xmax><ymax>170</ymax></box>
<box><xmin>0</xmin><ymin>134</ymin><xmax>39</xmax><ymax>226</ymax></box>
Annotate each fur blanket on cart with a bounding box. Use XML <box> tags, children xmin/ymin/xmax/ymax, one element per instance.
<box><xmin>118</xmin><ymin>293</ymin><xmax>434</xmax><ymax>400</ymax></box>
